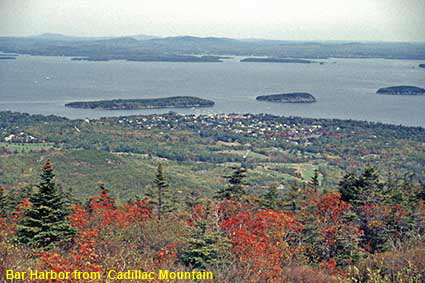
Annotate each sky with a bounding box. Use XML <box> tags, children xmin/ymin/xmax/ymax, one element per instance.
<box><xmin>1</xmin><ymin>0</ymin><xmax>425</xmax><ymax>41</ymax></box>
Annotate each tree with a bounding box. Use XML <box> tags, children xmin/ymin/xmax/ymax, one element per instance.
<box><xmin>185</xmin><ymin>190</ymin><xmax>201</xmax><ymax>213</ymax></box>
<box><xmin>0</xmin><ymin>187</ymin><xmax>7</xmax><ymax>216</ymax></box>
<box><xmin>338</xmin><ymin>167</ymin><xmax>383</xmax><ymax>205</ymax></box>
<box><xmin>260</xmin><ymin>184</ymin><xmax>279</xmax><ymax>209</ymax></box>
<box><xmin>16</xmin><ymin>160</ymin><xmax>76</xmax><ymax>249</ymax></box>
<box><xmin>216</xmin><ymin>166</ymin><xmax>247</xmax><ymax>201</ymax></box>
<box><xmin>179</xmin><ymin>204</ymin><xmax>229</xmax><ymax>269</ymax></box>
<box><xmin>308</xmin><ymin>169</ymin><xmax>320</xmax><ymax>191</ymax></box>
<box><xmin>146</xmin><ymin>163</ymin><xmax>174</xmax><ymax>220</ymax></box>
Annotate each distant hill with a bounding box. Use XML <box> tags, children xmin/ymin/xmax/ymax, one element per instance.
<box><xmin>1</xmin><ymin>34</ymin><xmax>425</xmax><ymax>60</ymax></box>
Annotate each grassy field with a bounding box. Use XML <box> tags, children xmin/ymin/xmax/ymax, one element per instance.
<box><xmin>0</xmin><ymin>142</ymin><xmax>57</xmax><ymax>153</ymax></box>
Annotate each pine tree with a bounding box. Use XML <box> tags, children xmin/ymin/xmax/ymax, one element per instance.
<box><xmin>16</xmin><ymin>160</ymin><xmax>76</xmax><ymax>249</ymax></box>
<box><xmin>146</xmin><ymin>163</ymin><xmax>174</xmax><ymax>220</ymax></box>
<box><xmin>216</xmin><ymin>166</ymin><xmax>247</xmax><ymax>201</ymax></box>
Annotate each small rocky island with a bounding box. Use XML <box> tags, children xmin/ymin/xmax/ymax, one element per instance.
<box><xmin>256</xmin><ymin>93</ymin><xmax>316</xmax><ymax>103</ymax></box>
<box><xmin>65</xmin><ymin>96</ymin><xmax>215</xmax><ymax>110</ymax></box>
<box><xmin>241</xmin><ymin>58</ymin><xmax>316</xmax><ymax>64</ymax></box>
<box><xmin>376</xmin><ymin>86</ymin><xmax>425</xmax><ymax>95</ymax></box>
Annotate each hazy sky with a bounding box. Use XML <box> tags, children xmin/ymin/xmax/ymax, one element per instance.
<box><xmin>1</xmin><ymin>0</ymin><xmax>424</xmax><ymax>41</ymax></box>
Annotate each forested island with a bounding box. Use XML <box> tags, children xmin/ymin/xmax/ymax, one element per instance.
<box><xmin>241</xmin><ymin>57</ymin><xmax>316</xmax><ymax>63</ymax></box>
<box><xmin>376</xmin><ymin>85</ymin><xmax>425</xmax><ymax>95</ymax></box>
<box><xmin>70</xmin><ymin>55</ymin><xmax>224</xmax><ymax>62</ymax></box>
<box><xmin>65</xmin><ymin>96</ymin><xmax>215</xmax><ymax>110</ymax></box>
<box><xmin>0</xmin><ymin>56</ymin><xmax>16</xmax><ymax>60</ymax></box>
<box><xmin>256</xmin><ymin>92</ymin><xmax>317</xmax><ymax>103</ymax></box>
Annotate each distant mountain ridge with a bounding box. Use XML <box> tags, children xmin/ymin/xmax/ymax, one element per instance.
<box><xmin>1</xmin><ymin>33</ymin><xmax>425</xmax><ymax>60</ymax></box>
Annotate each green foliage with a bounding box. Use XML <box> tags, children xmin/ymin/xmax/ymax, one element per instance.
<box><xmin>308</xmin><ymin>169</ymin><xmax>320</xmax><ymax>191</ymax></box>
<box><xmin>145</xmin><ymin>163</ymin><xmax>176</xmax><ymax>220</ymax></box>
<box><xmin>260</xmin><ymin>184</ymin><xmax>279</xmax><ymax>209</ymax></box>
<box><xmin>16</xmin><ymin>160</ymin><xmax>76</xmax><ymax>249</ymax></box>
<box><xmin>338</xmin><ymin>167</ymin><xmax>383</xmax><ymax>205</ymax></box>
<box><xmin>179</xmin><ymin>205</ymin><xmax>230</xmax><ymax>269</ymax></box>
<box><xmin>0</xmin><ymin>187</ymin><xmax>7</xmax><ymax>216</ymax></box>
<box><xmin>216</xmin><ymin>166</ymin><xmax>247</xmax><ymax>201</ymax></box>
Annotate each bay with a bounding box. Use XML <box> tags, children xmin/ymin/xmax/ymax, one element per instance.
<box><xmin>0</xmin><ymin>55</ymin><xmax>424</xmax><ymax>127</ymax></box>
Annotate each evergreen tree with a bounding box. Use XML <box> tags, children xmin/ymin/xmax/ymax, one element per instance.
<box><xmin>146</xmin><ymin>163</ymin><xmax>174</xmax><ymax>220</ymax></box>
<box><xmin>179</xmin><ymin>204</ymin><xmax>230</xmax><ymax>269</ymax></box>
<box><xmin>308</xmin><ymin>169</ymin><xmax>320</xmax><ymax>191</ymax></box>
<box><xmin>16</xmin><ymin>160</ymin><xmax>76</xmax><ymax>249</ymax></box>
<box><xmin>185</xmin><ymin>190</ymin><xmax>201</xmax><ymax>213</ymax></box>
<box><xmin>3</xmin><ymin>186</ymin><xmax>32</xmax><ymax>216</ymax></box>
<box><xmin>338</xmin><ymin>167</ymin><xmax>383</xmax><ymax>205</ymax></box>
<box><xmin>282</xmin><ymin>180</ymin><xmax>302</xmax><ymax>212</ymax></box>
<box><xmin>0</xmin><ymin>186</ymin><xmax>7</xmax><ymax>216</ymax></box>
<box><xmin>216</xmin><ymin>166</ymin><xmax>247</xmax><ymax>201</ymax></box>
<box><xmin>260</xmin><ymin>184</ymin><xmax>279</xmax><ymax>209</ymax></box>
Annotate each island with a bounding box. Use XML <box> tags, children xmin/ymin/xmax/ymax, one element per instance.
<box><xmin>241</xmin><ymin>58</ymin><xmax>317</xmax><ymax>64</ymax></box>
<box><xmin>70</xmin><ymin>55</ymin><xmax>224</xmax><ymax>63</ymax></box>
<box><xmin>419</xmin><ymin>64</ymin><xmax>425</xmax><ymax>68</ymax></box>
<box><xmin>0</xmin><ymin>56</ymin><xmax>16</xmax><ymax>60</ymax></box>
<box><xmin>376</xmin><ymin>86</ymin><xmax>425</xmax><ymax>95</ymax></box>
<box><xmin>256</xmin><ymin>93</ymin><xmax>317</xmax><ymax>103</ymax></box>
<box><xmin>65</xmin><ymin>96</ymin><xmax>215</xmax><ymax>110</ymax></box>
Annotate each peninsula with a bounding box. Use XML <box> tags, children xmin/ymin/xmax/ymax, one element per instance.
<box><xmin>256</xmin><ymin>93</ymin><xmax>316</xmax><ymax>103</ymax></box>
<box><xmin>376</xmin><ymin>86</ymin><xmax>425</xmax><ymax>95</ymax></box>
<box><xmin>241</xmin><ymin>58</ymin><xmax>316</xmax><ymax>64</ymax></box>
<box><xmin>65</xmin><ymin>96</ymin><xmax>215</xmax><ymax>110</ymax></box>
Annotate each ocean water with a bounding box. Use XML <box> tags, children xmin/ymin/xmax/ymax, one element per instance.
<box><xmin>0</xmin><ymin>55</ymin><xmax>424</xmax><ymax>127</ymax></box>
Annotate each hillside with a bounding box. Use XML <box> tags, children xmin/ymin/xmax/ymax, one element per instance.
<box><xmin>1</xmin><ymin>111</ymin><xmax>424</xmax><ymax>199</ymax></box>
<box><xmin>1</xmin><ymin>111</ymin><xmax>425</xmax><ymax>283</ymax></box>
<box><xmin>1</xmin><ymin>35</ymin><xmax>425</xmax><ymax>60</ymax></box>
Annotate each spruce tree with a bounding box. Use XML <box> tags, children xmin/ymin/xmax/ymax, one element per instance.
<box><xmin>146</xmin><ymin>163</ymin><xmax>174</xmax><ymax>220</ymax></box>
<box><xmin>0</xmin><ymin>186</ymin><xmax>7</xmax><ymax>216</ymax></box>
<box><xmin>179</xmin><ymin>204</ymin><xmax>230</xmax><ymax>269</ymax></box>
<box><xmin>216</xmin><ymin>166</ymin><xmax>247</xmax><ymax>201</ymax></box>
<box><xmin>185</xmin><ymin>190</ymin><xmax>201</xmax><ymax>212</ymax></box>
<box><xmin>308</xmin><ymin>169</ymin><xmax>320</xmax><ymax>191</ymax></box>
<box><xmin>16</xmin><ymin>160</ymin><xmax>76</xmax><ymax>249</ymax></box>
<box><xmin>338</xmin><ymin>167</ymin><xmax>383</xmax><ymax>205</ymax></box>
<box><xmin>260</xmin><ymin>184</ymin><xmax>279</xmax><ymax>209</ymax></box>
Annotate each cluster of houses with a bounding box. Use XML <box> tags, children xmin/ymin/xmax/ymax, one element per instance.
<box><xmin>115</xmin><ymin>113</ymin><xmax>327</xmax><ymax>144</ymax></box>
<box><xmin>3</xmin><ymin>132</ymin><xmax>38</xmax><ymax>143</ymax></box>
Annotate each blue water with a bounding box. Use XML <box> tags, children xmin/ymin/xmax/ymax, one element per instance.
<box><xmin>0</xmin><ymin>55</ymin><xmax>424</xmax><ymax>127</ymax></box>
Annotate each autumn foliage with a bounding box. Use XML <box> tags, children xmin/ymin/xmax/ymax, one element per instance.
<box><xmin>1</xmin><ymin>165</ymin><xmax>425</xmax><ymax>283</ymax></box>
